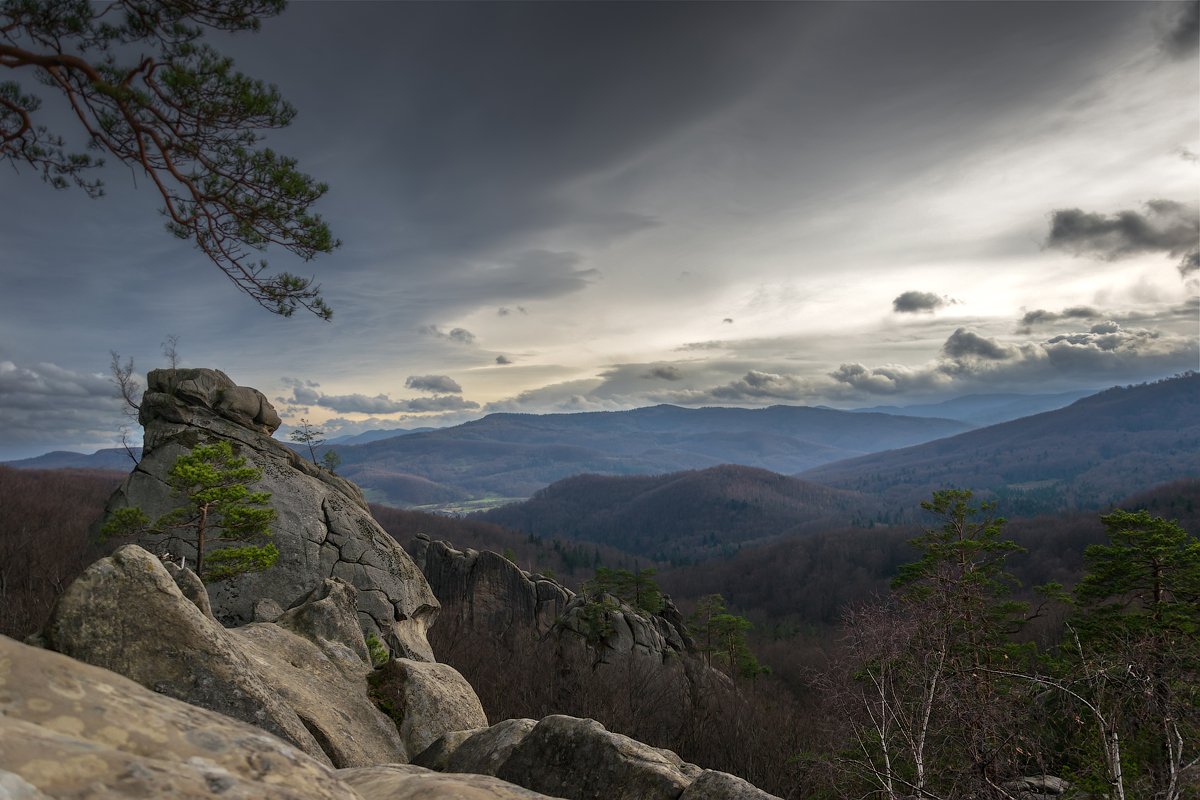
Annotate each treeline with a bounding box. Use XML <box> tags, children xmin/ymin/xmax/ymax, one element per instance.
<box><xmin>0</xmin><ymin>466</ymin><xmax>122</xmax><ymax>637</ymax></box>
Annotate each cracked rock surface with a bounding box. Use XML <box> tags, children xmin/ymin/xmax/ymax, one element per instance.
<box><xmin>98</xmin><ymin>367</ymin><xmax>438</xmax><ymax>660</ymax></box>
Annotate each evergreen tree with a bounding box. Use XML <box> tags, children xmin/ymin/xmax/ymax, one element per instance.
<box><xmin>1061</xmin><ymin>511</ymin><xmax>1200</xmax><ymax>800</ymax></box>
<box><xmin>102</xmin><ymin>440</ymin><xmax>277</xmax><ymax>581</ymax></box>
<box><xmin>1</xmin><ymin>0</ymin><xmax>337</xmax><ymax>316</ymax></box>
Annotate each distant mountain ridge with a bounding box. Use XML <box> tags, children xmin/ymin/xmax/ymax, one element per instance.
<box><xmin>5</xmin><ymin>448</ymin><xmax>140</xmax><ymax>471</ymax></box>
<box><xmin>802</xmin><ymin>373</ymin><xmax>1200</xmax><ymax>515</ymax></box>
<box><xmin>850</xmin><ymin>389</ymin><xmax>1095</xmax><ymax>427</ymax></box>
<box><xmin>329</xmin><ymin>404</ymin><xmax>971</xmax><ymax>505</ymax></box>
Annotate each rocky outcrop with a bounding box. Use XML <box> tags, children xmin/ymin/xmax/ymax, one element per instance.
<box><xmin>42</xmin><ymin>544</ymin><xmax>330</xmax><ymax>763</ymax></box>
<box><xmin>418</xmin><ymin>715</ymin><xmax>781</xmax><ymax>800</ymax></box>
<box><xmin>0</xmin><ymin>635</ymin><xmax>570</xmax><ymax>800</ymax></box>
<box><xmin>42</xmin><ymin>544</ymin><xmax>407</xmax><ymax>767</ymax></box>
<box><xmin>410</xmin><ymin>535</ymin><xmax>694</xmax><ymax>666</ymax></box>
<box><xmin>100</xmin><ymin>367</ymin><xmax>438</xmax><ymax>660</ymax></box>
<box><xmin>0</xmin><ymin>634</ymin><xmax>356</xmax><ymax>799</ymax></box>
<box><xmin>369</xmin><ymin>657</ymin><xmax>489</xmax><ymax>758</ymax></box>
<box><xmin>409</xmin><ymin>535</ymin><xmax>570</xmax><ymax>637</ymax></box>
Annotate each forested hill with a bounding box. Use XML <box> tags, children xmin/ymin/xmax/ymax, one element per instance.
<box><xmin>477</xmin><ymin>464</ymin><xmax>876</xmax><ymax>562</ymax></box>
<box><xmin>800</xmin><ymin>373</ymin><xmax>1200</xmax><ymax>516</ymax></box>
<box><xmin>331</xmin><ymin>404</ymin><xmax>969</xmax><ymax>504</ymax></box>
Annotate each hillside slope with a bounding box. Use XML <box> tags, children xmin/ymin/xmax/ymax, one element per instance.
<box><xmin>478</xmin><ymin>464</ymin><xmax>876</xmax><ymax>562</ymax></box>
<box><xmin>802</xmin><ymin>373</ymin><xmax>1200</xmax><ymax>515</ymax></box>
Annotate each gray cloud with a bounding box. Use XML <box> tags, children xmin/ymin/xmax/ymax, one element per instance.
<box><xmin>1180</xmin><ymin>146</ymin><xmax>1199</xmax><ymax>163</ymax></box>
<box><xmin>1045</xmin><ymin>199</ymin><xmax>1199</xmax><ymax>275</ymax></box>
<box><xmin>642</xmin><ymin>365</ymin><xmax>684</xmax><ymax>381</ymax></box>
<box><xmin>1162</xmin><ymin>1</ymin><xmax>1199</xmax><ymax>59</ymax></box>
<box><xmin>942</xmin><ymin>328</ymin><xmax>1014</xmax><ymax>361</ymax></box>
<box><xmin>495</xmin><ymin>356</ymin><xmax>513</xmax><ymax>365</ymax></box>
<box><xmin>316</xmin><ymin>392</ymin><xmax>480</xmax><ymax>414</ymax></box>
<box><xmin>893</xmin><ymin>290</ymin><xmax>956</xmax><ymax>314</ymax></box>
<box><xmin>0</xmin><ymin>361</ymin><xmax>129</xmax><ymax>458</ymax></box>
<box><xmin>280</xmin><ymin>376</ymin><xmax>322</xmax><ymax>405</ymax></box>
<box><xmin>405</xmin><ymin>374</ymin><xmax>463</xmax><ymax>394</ymax></box>
<box><xmin>1017</xmin><ymin>305</ymin><xmax>1101</xmax><ymax>333</ymax></box>
<box><xmin>831</xmin><ymin>323</ymin><xmax>1195</xmax><ymax>397</ymax></box>
<box><xmin>829</xmin><ymin>362</ymin><xmax>947</xmax><ymax>396</ymax></box>
<box><xmin>722</xmin><ymin>318</ymin><xmax>734</xmax><ymax>324</ymax></box>
<box><xmin>419</xmin><ymin>325</ymin><xmax>477</xmax><ymax>345</ymax></box>
<box><xmin>708</xmin><ymin>370</ymin><xmax>810</xmax><ymax>401</ymax></box>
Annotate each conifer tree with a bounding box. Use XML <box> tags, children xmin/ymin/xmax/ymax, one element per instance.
<box><xmin>101</xmin><ymin>439</ymin><xmax>277</xmax><ymax>581</ymax></box>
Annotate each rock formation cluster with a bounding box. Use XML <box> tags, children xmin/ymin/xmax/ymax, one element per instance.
<box><xmin>0</xmin><ymin>369</ymin><xmax>782</xmax><ymax>800</ymax></box>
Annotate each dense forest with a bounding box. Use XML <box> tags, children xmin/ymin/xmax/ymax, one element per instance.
<box><xmin>2</xmin><ymin>465</ymin><xmax>1196</xmax><ymax>798</ymax></box>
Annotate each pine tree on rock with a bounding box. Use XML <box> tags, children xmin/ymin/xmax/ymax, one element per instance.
<box><xmin>101</xmin><ymin>440</ymin><xmax>277</xmax><ymax>581</ymax></box>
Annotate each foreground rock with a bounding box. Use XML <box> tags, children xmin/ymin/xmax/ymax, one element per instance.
<box><xmin>43</xmin><ymin>545</ymin><xmax>408</xmax><ymax>766</ymax></box>
<box><xmin>100</xmin><ymin>367</ymin><xmax>438</xmax><ymax>659</ymax></box>
<box><xmin>368</xmin><ymin>657</ymin><xmax>489</xmax><ymax>758</ymax></box>
<box><xmin>419</xmin><ymin>715</ymin><xmax>782</xmax><ymax>800</ymax></box>
<box><xmin>338</xmin><ymin>765</ymin><xmax>563</xmax><ymax>800</ymax></box>
<box><xmin>0</xmin><ymin>635</ymin><xmax>355</xmax><ymax>799</ymax></box>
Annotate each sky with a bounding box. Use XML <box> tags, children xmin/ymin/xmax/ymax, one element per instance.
<box><xmin>0</xmin><ymin>1</ymin><xmax>1197</xmax><ymax>460</ymax></box>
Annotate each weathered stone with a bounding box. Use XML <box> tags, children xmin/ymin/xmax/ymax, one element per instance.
<box><xmin>412</xmin><ymin>539</ymin><xmax>570</xmax><ymax>638</ymax></box>
<box><xmin>370</xmin><ymin>658</ymin><xmax>488</xmax><ymax>759</ymax></box>
<box><xmin>443</xmin><ymin>717</ymin><xmax>537</xmax><ymax>776</ymax></box>
<box><xmin>253</xmin><ymin>597</ymin><xmax>284</xmax><ymax>622</ymax></box>
<box><xmin>1004</xmin><ymin>775</ymin><xmax>1072</xmax><ymax>799</ymax></box>
<box><xmin>338</xmin><ymin>764</ymin><xmax>564</xmax><ymax>800</ymax></box>
<box><xmin>0</xmin><ymin>635</ymin><xmax>358</xmax><ymax>800</ymax></box>
<box><xmin>43</xmin><ymin>545</ymin><xmax>407</xmax><ymax>769</ymax></box>
<box><xmin>495</xmin><ymin>715</ymin><xmax>698</xmax><ymax>800</ymax></box>
<box><xmin>409</xmin><ymin>728</ymin><xmax>483</xmax><ymax>772</ymax></box>
<box><xmin>98</xmin><ymin>367</ymin><xmax>439</xmax><ymax>660</ymax></box>
<box><xmin>163</xmin><ymin>559</ymin><xmax>214</xmax><ymax>619</ymax></box>
<box><xmin>679</xmin><ymin>770</ymin><xmax>783</xmax><ymax>800</ymax></box>
<box><xmin>41</xmin><ymin>544</ymin><xmax>328</xmax><ymax>763</ymax></box>
<box><xmin>230</xmin><ymin>622</ymin><xmax>406</xmax><ymax>767</ymax></box>
<box><xmin>275</xmin><ymin>578</ymin><xmax>371</xmax><ymax>665</ymax></box>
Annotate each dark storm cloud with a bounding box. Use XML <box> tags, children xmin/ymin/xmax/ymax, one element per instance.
<box><xmin>942</xmin><ymin>328</ymin><xmax>1014</xmax><ymax>361</ymax></box>
<box><xmin>1045</xmin><ymin>199</ymin><xmax>1199</xmax><ymax>274</ymax></box>
<box><xmin>642</xmin><ymin>365</ymin><xmax>684</xmax><ymax>381</ymax></box>
<box><xmin>1162</xmin><ymin>1</ymin><xmax>1199</xmax><ymax>59</ymax></box>
<box><xmin>405</xmin><ymin>375</ymin><xmax>463</xmax><ymax>394</ymax></box>
<box><xmin>893</xmin><ymin>291</ymin><xmax>955</xmax><ymax>314</ymax></box>
<box><xmin>419</xmin><ymin>326</ymin><xmax>477</xmax><ymax>345</ymax></box>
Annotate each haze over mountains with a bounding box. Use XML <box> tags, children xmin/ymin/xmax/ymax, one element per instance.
<box><xmin>6</xmin><ymin>378</ymin><xmax>1195</xmax><ymax>514</ymax></box>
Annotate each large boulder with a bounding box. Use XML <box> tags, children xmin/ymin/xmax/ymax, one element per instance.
<box><xmin>0</xmin><ymin>635</ymin><xmax>360</xmax><ymax>800</ymax></box>
<box><xmin>100</xmin><ymin>367</ymin><xmax>438</xmax><ymax>660</ymax></box>
<box><xmin>42</xmin><ymin>545</ymin><xmax>407</xmax><ymax>767</ymax></box>
<box><xmin>369</xmin><ymin>657</ymin><xmax>488</xmax><ymax>758</ymax></box>
<box><xmin>495</xmin><ymin>715</ymin><xmax>701</xmax><ymax>800</ymax></box>
<box><xmin>337</xmin><ymin>765</ymin><xmax>564</xmax><ymax>800</ymax></box>
<box><xmin>415</xmin><ymin>717</ymin><xmax>538</xmax><ymax>776</ymax></box>
<box><xmin>41</xmin><ymin>544</ymin><xmax>329</xmax><ymax>763</ymax></box>
<box><xmin>418</xmin><ymin>716</ymin><xmax>780</xmax><ymax>800</ymax></box>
